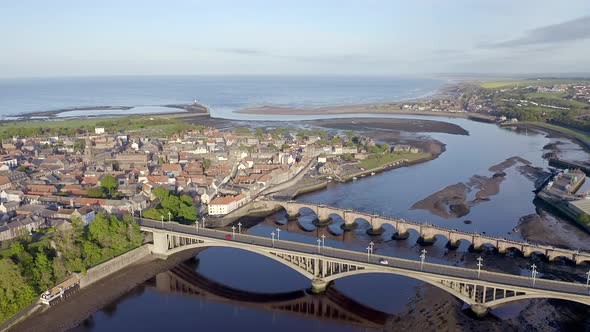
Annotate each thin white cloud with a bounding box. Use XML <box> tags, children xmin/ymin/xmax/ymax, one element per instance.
<box><xmin>485</xmin><ymin>15</ymin><xmax>590</xmax><ymax>48</ymax></box>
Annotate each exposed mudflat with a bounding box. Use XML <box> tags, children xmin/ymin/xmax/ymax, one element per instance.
<box><xmin>412</xmin><ymin>157</ymin><xmax>549</xmax><ymax>219</ymax></box>
<box><xmin>308</xmin><ymin>117</ymin><xmax>469</xmax><ymax>135</ymax></box>
<box><xmin>384</xmin><ymin>283</ymin><xmax>589</xmax><ymax>331</ymax></box>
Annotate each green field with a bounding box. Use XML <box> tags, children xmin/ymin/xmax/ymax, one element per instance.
<box><xmin>527</xmin><ymin>122</ymin><xmax>590</xmax><ymax>144</ymax></box>
<box><xmin>0</xmin><ymin>115</ymin><xmax>199</xmax><ymax>139</ymax></box>
<box><xmin>479</xmin><ymin>81</ymin><xmax>532</xmax><ymax>89</ymax></box>
<box><xmin>356</xmin><ymin>152</ymin><xmax>430</xmax><ymax>170</ymax></box>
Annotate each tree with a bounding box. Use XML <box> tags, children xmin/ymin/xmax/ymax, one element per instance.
<box><xmin>73</xmin><ymin>140</ymin><xmax>86</xmax><ymax>152</ymax></box>
<box><xmin>32</xmin><ymin>252</ymin><xmax>54</xmax><ymax>292</ymax></box>
<box><xmin>86</xmin><ymin>187</ymin><xmax>105</xmax><ymax>198</ymax></box>
<box><xmin>100</xmin><ymin>175</ymin><xmax>118</xmax><ymax>195</ymax></box>
<box><xmin>0</xmin><ymin>259</ymin><xmax>37</xmax><ymax>324</ymax></box>
<box><xmin>152</xmin><ymin>187</ymin><xmax>170</xmax><ymax>200</ymax></box>
<box><xmin>202</xmin><ymin>159</ymin><xmax>212</xmax><ymax>171</ymax></box>
<box><xmin>255</xmin><ymin>128</ymin><xmax>263</xmax><ymax>138</ymax></box>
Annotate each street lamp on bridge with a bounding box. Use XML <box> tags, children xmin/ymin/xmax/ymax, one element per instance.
<box><xmin>476</xmin><ymin>257</ymin><xmax>483</xmax><ymax>279</ymax></box>
<box><xmin>366</xmin><ymin>246</ymin><xmax>371</xmax><ymax>262</ymax></box>
<box><xmin>238</xmin><ymin>222</ymin><xmax>242</xmax><ymax>234</ymax></box>
<box><xmin>195</xmin><ymin>220</ymin><xmax>199</xmax><ymax>233</ymax></box>
<box><xmin>420</xmin><ymin>249</ymin><xmax>427</xmax><ymax>271</ymax></box>
<box><xmin>531</xmin><ymin>264</ymin><xmax>538</xmax><ymax>287</ymax></box>
<box><xmin>585</xmin><ymin>270</ymin><xmax>590</xmax><ymax>289</ymax></box>
<box><xmin>232</xmin><ymin>226</ymin><xmax>236</xmax><ymax>238</ymax></box>
<box><xmin>321</xmin><ymin>234</ymin><xmax>326</xmax><ymax>248</ymax></box>
<box><xmin>276</xmin><ymin>228</ymin><xmax>281</xmax><ymax>241</ymax></box>
<box><xmin>168</xmin><ymin>211</ymin><xmax>172</xmax><ymax>223</ymax></box>
<box><xmin>369</xmin><ymin>241</ymin><xmax>374</xmax><ymax>255</ymax></box>
<box><xmin>160</xmin><ymin>215</ymin><xmax>164</xmax><ymax>228</ymax></box>
<box><xmin>317</xmin><ymin>239</ymin><xmax>321</xmax><ymax>254</ymax></box>
<box><xmin>271</xmin><ymin>232</ymin><xmax>275</xmax><ymax>247</ymax></box>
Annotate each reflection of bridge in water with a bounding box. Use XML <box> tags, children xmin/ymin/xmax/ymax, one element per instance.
<box><xmin>150</xmin><ymin>263</ymin><xmax>391</xmax><ymax>328</ymax></box>
<box><xmin>139</xmin><ymin>219</ymin><xmax>590</xmax><ymax>317</ymax></box>
<box><xmin>260</xmin><ymin>200</ymin><xmax>590</xmax><ymax>264</ymax></box>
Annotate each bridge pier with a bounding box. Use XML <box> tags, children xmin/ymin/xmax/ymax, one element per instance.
<box><xmin>392</xmin><ymin>231</ymin><xmax>409</xmax><ymax>240</ymax></box>
<box><xmin>310</xmin><ymin>278</ymin><xmax>330</xmax><ymax>294</ymax></box>
<box><xmin>367</xmin><ymin>225</ymin><xmax>385</xmax><ymax>236</ymax></box>
<box><xmin>152</xmin><ymin>231</ymin><xmax>169</xmax><ymax>257</ymax></box>
<box><xmin>417</xmin><ymin>235</ymin><xmax>437</xmax><ymax>246</ymax></box>
<box><xmin>286</xmin><ymin>210</ymin><xmax>301</xmax><ymax>220</ymax></box>
<box><xmin>470</xmin><ymin>304</ymin><xmax>489</xmax><ymax>317</ymax></box>
<box><xmin>341</xmin><ymin>212</ymin><xmax>358</xmax><ymax>231</ymax></box>
<box><xmin>469</xmin><ymin>244</ymin><xmax>483</xmax><ymax>253</ymax></box>
<box><xmin>312</xmin><ymin>217</ymin><xmax>332</xmax><ymax>227</ymax></box>
<box><xmin>446</xmin><ymin>240</ymin><xmax>460</xmax><ymax>250</ymax></box>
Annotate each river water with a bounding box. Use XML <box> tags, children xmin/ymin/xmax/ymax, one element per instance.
<box><xmin>69</xmin><ymin>113</ymin><xmax>590</xmax><ymax>331</ymax></box>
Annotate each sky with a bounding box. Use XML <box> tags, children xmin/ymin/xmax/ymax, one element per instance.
<box><xmin>1</xmin><ymin>0</ymin><xmax>589</xmax><ymax>78</ymax></box>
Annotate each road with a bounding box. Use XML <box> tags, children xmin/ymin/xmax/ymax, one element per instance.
<box><xmin>137</xmin><ymin>218</ymin><xmax>590</xmax><ymax>298</ymax></box>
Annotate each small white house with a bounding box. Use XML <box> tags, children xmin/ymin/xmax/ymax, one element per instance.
<box><xmin>95</xmin><ymin>127</ymin><xmax>105</xmax><ymax>135</ymax></box>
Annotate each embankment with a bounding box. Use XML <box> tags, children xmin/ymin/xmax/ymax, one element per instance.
<box><xmin>80</xmin><ymin>245</ymin><xmax>152</xmax><ymax>288</ymax></box>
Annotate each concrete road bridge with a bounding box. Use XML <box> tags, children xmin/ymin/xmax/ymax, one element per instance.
<box><xmin>151</xmin><ymin>263</ymin><xmax>391</xmax><ymax>328</ymax></box>
<box><xmin>138</xmin><ymin>218</ymin><xmax>590</xmax><ymax>316</ymax></box>
<box><xmin>259</xmin><ymin>199</ymin><xmax>590</xmax><ymax>264</ymax></box>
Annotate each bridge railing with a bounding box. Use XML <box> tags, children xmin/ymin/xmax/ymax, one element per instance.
<box><xmin>138</xmin><ymin>218</ymin><xmax>590</xmax><ymax>297</ymax></box>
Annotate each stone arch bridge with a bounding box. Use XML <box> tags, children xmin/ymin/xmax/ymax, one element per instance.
<box><xmin>262</xmin><ymin>200</ymin><xmax>590</xmax><ymax>265</ymax></box>
<box><xmin>138</xmin><ymin>218</ymin><xmax>590</xmax><ymax>316</ymax></box>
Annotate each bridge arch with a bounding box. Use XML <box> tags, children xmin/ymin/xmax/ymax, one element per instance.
<box><xmin>322</xmin><ymin>269</ymin><xmax>476</xmax><ymax>305</ymax></box>
<box><xmin>166</xmin><ymin>242</ymin><xmax>317</xmax><ymax>281</ymax></box>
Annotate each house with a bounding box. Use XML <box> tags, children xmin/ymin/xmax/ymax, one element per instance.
<box><xmin>0</xmin><ymin>189</ymin><xmax>24</xmax><ymax>203</ymax></box>
<box><xmin>27</xmin><ymin>184</ymin><xmax>57</xmax><ymax>196</ymax></box>
<box><xmin>72</xmin><ymin>206</ymin><xmax>96</xmax><ymax>225</ymax></box>
<box><xmin>0</xmin><ymin>176</ymin><xmax>12</xmax><ymax>191</ymax></box>
<box><xmin>102</xmin><ymin>199</ymin><xmax>133</xmax><ymax>214</ymax></box>
<box><xmin>162</xmin><ymin>163</ymin><xmax>182</xmax><ymax>177</ymax></box>
<box><xmin>95</xmin><ymin>127</ymin><xmax>105</xmax><ymax>134</ymax></box>
<box><xmin>0</xmin><ymin>201</ymin><xmax>19</xmax><ymax>214</ymax></box>
<box><xmin>208</xmin><ymin>194</ymin><xmax>247</xmax><ymax>215</ymax></box>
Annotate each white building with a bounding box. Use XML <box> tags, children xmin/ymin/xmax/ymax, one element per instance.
<box><xmin>208</xmin><ymin>194</ymin><xmax>247</xmax><ymax>215</ymax></box>
<box><xmin>95</xmin><ymin>127</ymin><xmax>105</xmax><ymax>135</ymax></box>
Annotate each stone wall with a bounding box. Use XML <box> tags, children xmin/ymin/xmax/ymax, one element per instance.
<box><xmin>80</xmin><ymin>244</ymin><xmax>152</xmax><ymax>288</ymax></box>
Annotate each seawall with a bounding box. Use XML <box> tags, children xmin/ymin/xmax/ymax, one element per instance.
<box><xmin>80</xmin><ymin>245</ymin><xmax>152</xmax><ymax>288</ymax></box>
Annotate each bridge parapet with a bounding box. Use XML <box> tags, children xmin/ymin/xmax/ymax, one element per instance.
<box><xmin>263</xmin><ymin>200</ymin><xmax>590</xmax><ymax>264</ymax></box>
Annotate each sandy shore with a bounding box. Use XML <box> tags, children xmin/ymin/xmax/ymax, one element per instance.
<box><xmin>236</xmin><ymin>104</ymin><xmax>496</xmax><ymax>121</ymax></box>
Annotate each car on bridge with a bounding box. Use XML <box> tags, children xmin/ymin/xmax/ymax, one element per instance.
<box><xmin>379</xmin><ymin>258</ymin><xmax>389</xmax><ymax>265</ymax></box>
<box><xmin>225</xmin><ymin>235</ymin><xmax>232</xmax><ymax>240</ymax></box>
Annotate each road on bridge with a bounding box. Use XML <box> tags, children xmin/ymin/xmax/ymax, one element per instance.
<box><xmin>137</xmin><ymin>219</ymin><xmax>590</xmax><ymax>299</ymax></box>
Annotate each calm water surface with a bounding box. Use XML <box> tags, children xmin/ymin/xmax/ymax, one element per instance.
<box><xmin>72</xmin><ymin>115</ymin><xmax>590</xmax><ymax>331</ymax></box>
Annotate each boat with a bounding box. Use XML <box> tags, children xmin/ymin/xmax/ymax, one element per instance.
<box><xmin>371</xmin><ymin>172</ymin><xmax>376</xmax><ymax>176</ymax></box>
<box><xmin>352</xmin><ymin>177</ymin><xmax>358</xmax><ymax>181</ymax></box>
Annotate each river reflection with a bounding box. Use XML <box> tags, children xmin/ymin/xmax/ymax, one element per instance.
<box><xmin>72</xmin><ymin>116</ymin><xmax>590</xmax><ymax>330</ymax></box>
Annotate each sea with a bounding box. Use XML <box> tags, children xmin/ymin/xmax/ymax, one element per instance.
<box><xmin>0</xmin><ymin>76</ymin><xmax>445</xmax><ymax>118</ymax></box>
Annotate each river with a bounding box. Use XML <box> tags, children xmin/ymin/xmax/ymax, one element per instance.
<box><xmin>71</xmin><ymin>114</ymin><xmax>590</xmax><ymax>331</ymax></box>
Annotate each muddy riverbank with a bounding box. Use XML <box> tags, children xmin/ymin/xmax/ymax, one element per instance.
<box><xmin>8</xmin><ymin>249</ymin><xmax>202</xmax><ymax>332</ymax></box>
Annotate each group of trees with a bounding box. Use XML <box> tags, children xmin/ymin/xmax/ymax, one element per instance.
<box><xmin>0</xmin><ymin>213</ymin><xmax>143</xmax><ymax>325</ymax></box>
<box><xmin>86</xmin><ymin>175</ymin><xmax>119</xmax><ymax>198</ymax></box>
<box><xmin>143</xmin><ymin>188</ymin><xmax>197</xmax><ymax>224</ymax></box>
